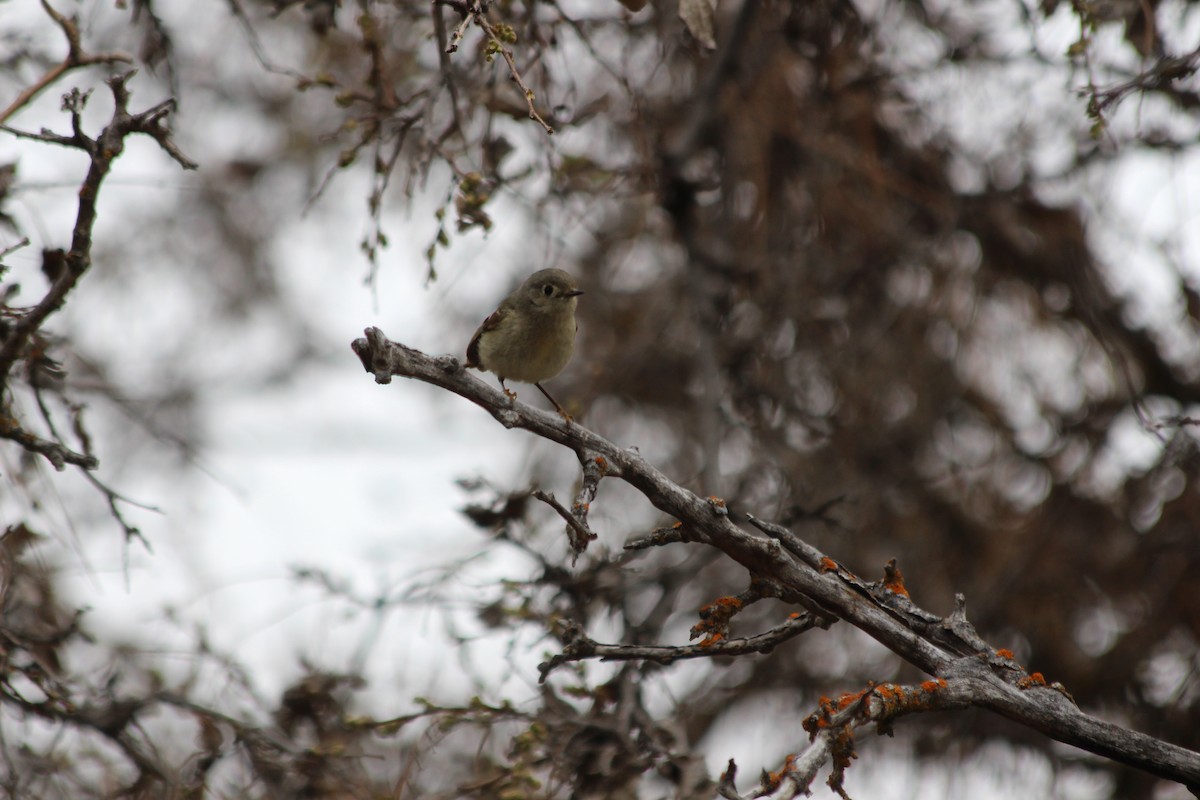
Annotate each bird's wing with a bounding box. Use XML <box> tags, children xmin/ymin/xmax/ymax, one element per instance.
<box><xmin>465</xmin><ymin>305</ymin><xmax>510</xmax><ymax>368</ymax></box>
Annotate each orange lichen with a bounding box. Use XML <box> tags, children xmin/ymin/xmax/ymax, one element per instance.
<box><xmin>698</xmin><ymin>633</ymin><xmax>725</xmax><ymax>647</ymax></box>
<box><xmin>707</xmin><ymin>496</ymin><xmax>726</xmax><ymax>507</ymax></box>
<box><xmin>835</xmin><ymin>688</ymin><xmax>870</xmax><ymax>711</ymax></box>
<box><xmin>802</xmin><ymin>699</ymin><xmax>832</xmax><ymax>734</ymax></box>
<box><xmin>788</xmin><ymin>612</ymin><xmax>803</xmax><ymax>620</ymax></box>
<box><xmin>819</xmin><ymin>557</ymin><xmax>838</xmax><ymax>573</ymax></box>
<box><xmin>763</xmin><ymin>754</ymin><xmax>798</xmax><ymax>792</ymax></box>
<box><xmin>691</xmin><ymin>596</ymin><xmax>744</xmax><ymax>641</ymax></box>
<box><xmin>807</xmin><ymin>695</ymin><xmax>839</xmax><ymax>723</ymax></box>
<box><xmin>827</xmin><ymin>726</ymin><xmax>858</xmax><ymax>794</ymax></box>
<box><xmin>874</xmin><ymin>683</ymin><xmax>902</xmax><ymax>702</ymax></box>
<box><xmin>593</xmin><ymin>456</ymin><xmax>607</xmax><ymax>472</ymax></box>
<box><xmin>1018</xmin><ymin>672</ymin><xmax>1048</xmax><ymax>689</ymax></box>
<box><xmin>868</xmin><ymin>680</ymin><xmax>953</xmax><ymax>717</ymax></box>
<box><xmin>709</xmin><ymin>596</ymin><xmax>743</xmax><ymax>611</ymax></box>
<box><xmin>882</xmin><ymin>560</ymin><xmax>909</xmax><ymax>597</ymax></box>
<box><xmin>996</xmin><ymin>648</ymin><xmax>1015</xmax><ymax>660</ymax></box>
<box><xmin>806</xmin><ymin>690</ymin><xmax>873</xmax><ymax>734</ymax></box>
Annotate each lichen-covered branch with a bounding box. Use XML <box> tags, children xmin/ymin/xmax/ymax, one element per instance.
<box><xmin>351</xmin><ymin>328</ymin><xmax>1200</xmax><ymax>791</ymax></box>
<box><xmin>539</xmin><ymin>611</ymin><xmax>824</xmax><ymax>682</ymax></box>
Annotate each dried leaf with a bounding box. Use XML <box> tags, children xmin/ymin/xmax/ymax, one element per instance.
<box><xmin>679</xmin><ymin>0</ymin><xmax>717</xmax><ymax>49</ymax></box>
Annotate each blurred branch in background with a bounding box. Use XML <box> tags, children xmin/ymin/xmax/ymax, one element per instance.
<box><xmin>1</xmin><ymin>67</ymin><xmax>193</xmax><ymax>550</ymax></box>
<box><xmin>0</xmin><ymin>0</ymin><xmax>134</xmax><ymax>126</ymax></box>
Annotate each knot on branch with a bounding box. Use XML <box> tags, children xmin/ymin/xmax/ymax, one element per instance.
<box><xmin>351</xmin><ymin>326</ymin><xmax>397</xmax><ymax>384</ymax></box>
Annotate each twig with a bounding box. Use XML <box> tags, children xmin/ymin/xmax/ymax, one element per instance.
<box><xmin>744</xmin><ymin>513</ymin><xmax>827</xmax><ymax>570</ymax></box>
<box><xmin>0</xmin><ymin>124</ymin><xmax>82</xmax><ymax>149</ymax></box>
<box><xmin>1088</xmin><ymin>45</ymin><xmax>1200</xmax><ymax>116</ymax></box>
<box><xmin>689</xmin><ymin>582</ymin><xmax>777</xmax><ymax>644</ymax></box>
<box><xmin>478</xmin><ymin>15</ymin><xmax>555</xmax><ymax>135</ymax></box>
<box><xmin>30</xmin><ymin>388</ymin><xmax>156</xmax><ymax>552</ymax></box>
<box><xmin>442</xmin><ymin>0</ymin><xmax>475</xmax><ymax>54</ymax></box>
<box><xmin>0</xmin><ymin>417</ymin><xmax>97</xmax><ymax>470</ymax></box>
<box><xmin>717</xmin><ymin>681</ymin><xmax>941</xmax><ymax>799</ymax></box>
<box><xmin>531</xmin><ymin>488</ymin><xmax>596</xmax><ymax>555</ymax></box>
<box><xmin>573</xmin><ymin>447</ymin><xmax>607</xmax><ymax>522</ymax></box>
<box><xmin>0</xmin><ymin>73</ymin><xmax>196</xmax><ymax>388</ymax></box>
<box><xmin>538</xmin><ymin>612</ymin><xmax>821</xmax><ymax>683</ymax></box>
<box><xmin>0</xmin><ymin>0</ymin><xmax>134</xmax><ymax>126</ymax></box>
<box><xmin>431</xmin><ymin>0</ymin><xmax>465</xmax><ymax>138</ymax></box>
<box><xmin>623</xmin><ymin>524</ymin><xmax>686</xmax><ymax>550</ymax></box>
<box><xmin>0</xmin><ymin>238</ymin><xmax>31</xmax><ymax>261</ymax></box>
<box><xmin>224</xmin><ymin>0</ymin><xmax>311</xmax><ymax>83</ymax></box>
<box><xmin>438</xmin><ymin>0</ymin><xmax>554</xmax><ymax>134</ymax></box>
<box><xmin>547</xmin><ymin>0</ymin><xmax>635</xmax><ymax>95</ymax></box>
<box><xmin>83</xmin><ymin>471</ymin><xmax>156</xmax><ymax>554</ymax></box>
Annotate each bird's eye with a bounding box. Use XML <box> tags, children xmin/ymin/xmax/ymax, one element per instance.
<box><xmin>542</xmin><ymin>284</ymin><xmax>554</xmax><ymax>297</ymax></box>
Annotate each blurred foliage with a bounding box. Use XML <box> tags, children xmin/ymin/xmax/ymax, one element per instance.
<box><xmin>2</xmin><ymin>0</ymin><xmax>1200</xmax><ymax>797</ymax></box>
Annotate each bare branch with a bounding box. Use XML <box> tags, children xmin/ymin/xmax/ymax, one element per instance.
<box><xmin>0</xmin><ymin>123</ymin><xmax>84</xmax><ymax>149</ymax></box>
<box><xmin>483</xmin><ymin>30</ymin><xmax>555</xmax><ymax>136</ymax></box>
<box><xmin>0</xmin><ymin>238</ymin><xmax>31</xmax><ymax>261</ymax></box>
<box><xmin>0</xmin><ymin>418</ymin><xmax>97</xmax><ymax>470</ymax></box>
<box><xmin>573</xmin><ymin>447</ymin><xmax>606</xmax><ymax>519</ymax></box>
<box><xmin>351</xmin><ymin>329</ymin><xmax>1200</xmax><ymax>790</ymax></box>
<box><xmin>624</xmin><ymin>523</ymin><xmax>688</xmax><ymax>551</ymax></box>
<box><xmin>0</xmin><ymin>0</ymin><xmax>134</xmax><ymax>126</ymax></box>
<box><xmin>440</xmin><ymin>0</ymin><xmax>475</xmax><ymax>54</ymax></box>
<box><xmin>1088</xmin><ymin>45</ymin><xmax>1200</xmax><ymax>118</ymax></box>
<box><xmin>531</xmin><ymin>488</ymin><xmax>596</xmax><ymax>556</ymax></box>
<box><xmin>538</xmin><ymin>611</ymin><xmax>823</xmax><ymax>682</ymax></box>
<box><xmin>81</xmin><ymin>470</ymin><xmax>156</xmax><ymax>553</ymax></box>
<box><xmin>0</xmin><ymin>73</ymin><xmax>196</xmax><ymax>390</ymax></box>
<box><xmin>721</xmin><ymin>679</ymin><xmax>976</xmax><ymax>799</ymax></box>
<box><xmin>439</xmin><ymin>0</ymin><xmax>554</xmax><ymax>134</ymax></box>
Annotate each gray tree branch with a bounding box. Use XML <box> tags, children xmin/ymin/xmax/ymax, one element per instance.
<box><xmin>351</xmin><ymin>327</ymin><xmax>1200</xmax><ymax>793</ymax></box>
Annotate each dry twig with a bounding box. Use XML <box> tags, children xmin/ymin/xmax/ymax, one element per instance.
<box><xmin>0</xmin><ymin>1</ymin><xmax>134</xmax><ymax>125</ymax></box>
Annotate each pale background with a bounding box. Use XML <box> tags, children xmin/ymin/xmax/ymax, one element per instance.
<box><xmin>1</xmin><ymin>1</ymin><xmax>1198</xmax><ymax>797</ymax></box>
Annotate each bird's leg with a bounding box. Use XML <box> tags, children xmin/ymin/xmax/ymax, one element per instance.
<box><xmin>536</xmin><ymin>382</ymin><xmax>573</xmax><ymax>422</ymax></box>
<box><xmin>498</xmin><ymin>377</ymin><xmax>518</xmax><ymax>403</ymax></box>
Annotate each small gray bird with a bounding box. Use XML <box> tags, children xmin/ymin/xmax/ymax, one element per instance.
<box><xmin>466</xmin><ymin>268</ymin><xmax>583</xmax><ymax>419</ymax></box>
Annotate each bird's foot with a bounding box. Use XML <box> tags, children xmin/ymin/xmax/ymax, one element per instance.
<box><xmin>535</xmin><ymin>382</ymin><xmax>574</xmax><ymax>423</ymax></box>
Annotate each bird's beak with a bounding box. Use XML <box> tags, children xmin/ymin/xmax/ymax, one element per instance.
<box><xmin>565</xmin><ymin>289</ymin><xmax>584</xmax><ymax>298</ymax></box>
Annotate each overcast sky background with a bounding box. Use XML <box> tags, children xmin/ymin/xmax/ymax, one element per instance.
<box><xmin>2</xmin><ymin>1</ymin><xmax>1199</xmax><ymax>797</ymax></box>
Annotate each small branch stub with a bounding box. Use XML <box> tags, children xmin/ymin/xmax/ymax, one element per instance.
<box><xmin>352</xmin><ymin>326</ymin><xmax>397</xmax><ymax>383</ymax></box>
<box><xmin>531</xmin><ymin>488</ymin><xmax>596</xmax><ymax>557</ymax></box>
